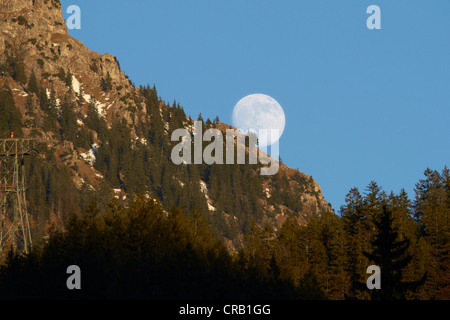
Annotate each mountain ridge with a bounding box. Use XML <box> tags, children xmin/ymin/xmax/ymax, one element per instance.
<box><xmin>0</xmin><ymin>0</ymin><xmax>331</xmax><ymax>252</ymax></box>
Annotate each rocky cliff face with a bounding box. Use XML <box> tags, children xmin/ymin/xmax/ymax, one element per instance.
<box><xmin>1</xmin><ymin>0</ymin><xmax>145</xmax><ymax>191</ymax></box>
<box><xmin>1</xmin><ymin>0</ymin><xmax>139</xmax><ymax>122</ymax></box>
<box><xmin>0</xmin><ymin>0</ymin><xmax>331</xmax><ymax>250</ymax></box>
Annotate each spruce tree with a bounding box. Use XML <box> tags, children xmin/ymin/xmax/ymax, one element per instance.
<box><xmin>364</xmin><ymin>206</ymin><xmax>425</xmax><ymax>299</ymax></box>
<box><xmin>340</xmin><ymin>187</ymin><xmax>370</xmax><ymax>298</ymax></box>
<box><xmin>414</xmin><ymin>168</ymin><xmax>450</xmax><ymax>298</ymax></box>
<box><xmin>277</xmin><ymin>215</ymin><xmax>309</xmax><ymax>286</ymax></box>
<box><xmin>0</xmin><ymin>84</ymin><xmax>23</xmax><ymax>137</ymax></box>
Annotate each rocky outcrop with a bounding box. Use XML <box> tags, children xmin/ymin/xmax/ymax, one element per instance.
<box><xmin>0</xmin><ymin>0</ymin><xmax>139</xmax><ymax>127</ymax></box>
<box><xmin>0</xmin><ymin>0</ymin><xmax>331</xmax><ymax>247</ymax></box>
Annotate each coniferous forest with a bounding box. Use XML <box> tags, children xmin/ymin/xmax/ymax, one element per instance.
<box><xmin>0</xmin><ymin>167</ymin><xmax>449</xmax><ymax>299</ymax></box>
<box><xmin>0</xmin><ymin>38</ymin><xmax>449</xmax><ymax>301</ymax></box>
<box><xmin>0</xmin><ymin>0</ymin><xmax>448</xmax><ymax>302</ymax></box>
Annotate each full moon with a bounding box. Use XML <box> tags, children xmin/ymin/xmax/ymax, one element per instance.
<box><xmin>232</xmin><ymin>94</ymin><xmax>286</xmax><ymax>147</ymax></box>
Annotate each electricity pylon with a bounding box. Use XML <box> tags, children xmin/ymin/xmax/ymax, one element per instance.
<box><xmin>0</xmin><ymin>138</ymin><xmax>36</xmax><ymax>255</ymax></box>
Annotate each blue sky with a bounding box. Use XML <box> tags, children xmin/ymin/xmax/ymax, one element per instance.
<box><xmin>60</xmin><ymin>0</ymin><xmax>450</xmax><ymax>211</ymax></box>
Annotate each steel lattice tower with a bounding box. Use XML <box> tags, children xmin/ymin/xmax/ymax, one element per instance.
<box><xmin>0</xmin><ymin>138</ymin><xmax>35</xmax><ymax>255</ymax></box>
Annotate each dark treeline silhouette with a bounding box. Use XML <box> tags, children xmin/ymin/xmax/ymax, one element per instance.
<box><xmin>0</xmin><ymin>167</ymin><xmax>449</xmax><ymax>300</ymax></box>
<box><xmin>362</xmin><ymin>206</ymin><xmax>426</xmax><ymax>300</ymax></box>
<box><xmin>0</xmin><ymin>195</ymin><xmax>313</xmax><ymax>300</ymax></box>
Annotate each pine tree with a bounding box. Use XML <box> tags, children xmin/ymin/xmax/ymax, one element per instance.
<box><xmin>59</xmin><ymin>94</ymin><xmax>78</xmax><ymax>143</ymax></box>
<box><xmin>244</xmin><ymin>222</ymin><xmax>276</xmax><ymax>280</ymax></box>
<box><xmin>363</xmin><ymin>181</ymin><xmax>385</xmax><ymax>221</ymax></box>
<box><xmin>414</xmin><ymin>168</ymin><xmax>450</xmax><ymax>298</ymax></box>
<box><xmin>340</xmin><ymin>187</ymin><xmax>370</xmax><ymax>298</ymax></box>
<box><xmin>0</xmin><ymin>84</ymin><xmax>23</xmax><ymax>137</ymax></box>
<box><xmin>65</xmin><ymin>69</ymin><xmax>73</xmax><ymax>88</ymax></box>
<box><xmin>363</xmin><ymin>206</ymin><xmax>425</xmax><ymax>300</ymax></box>
<box><xmin>318</xmin><ymin>211</ymin><xmax>352</xmax><ymax>299</ymax></box>
<box><xmin>277</xmin><ymin>215</ymin><xmax>309</xmax><ymax>286</ymax></box>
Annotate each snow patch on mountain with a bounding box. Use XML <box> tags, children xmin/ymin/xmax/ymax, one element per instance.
<box><xmin>200</xmin><ymin>180</ymin><xmax>216</xmax><ymax>211</ymax></box>
<box><xmin>72</xmin><ymin>75</ymin><xmax>81</xmax><ymax>94</ymax></box>
<box><xmin>80</xmin><ymin>143</ymin><xmax>98</xmax><ymax>166</ymax></box>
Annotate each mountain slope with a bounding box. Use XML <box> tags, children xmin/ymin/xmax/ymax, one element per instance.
<box><xmin>0</xmin><ymin>0</ymin><xmax>331</xmax><ymax>251</ymax></box>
